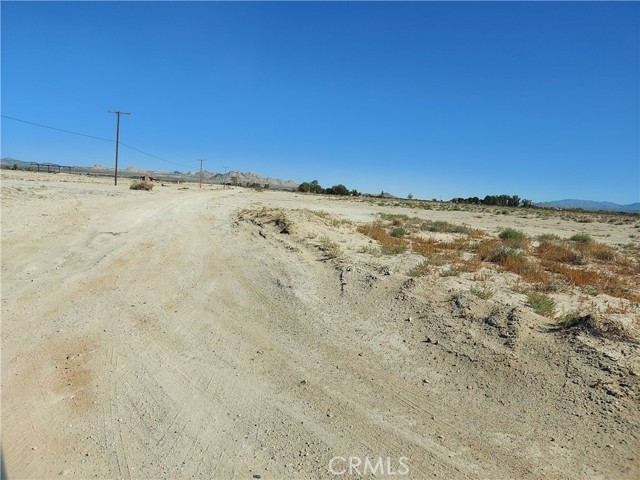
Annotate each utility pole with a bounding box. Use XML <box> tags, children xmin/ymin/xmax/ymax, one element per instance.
<box><xmin>109</xmin><ymin>110</ymin><xmax>130</xmax><ymax>185</ymax></box>
<box><xmin>198</xmin><ymin>159</ymin><xmax>205</xmax><ymax>188</ymax></box>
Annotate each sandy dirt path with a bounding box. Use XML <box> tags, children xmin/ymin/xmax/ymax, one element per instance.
<box><xmin>1</xmin><ymin>173</ymin><xmax>638</xmax><ymax>479</ymax></box>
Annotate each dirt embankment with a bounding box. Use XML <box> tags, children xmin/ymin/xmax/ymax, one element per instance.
<box><xmin>1</xmin><ymin>170</ymin><xmax>638</xmax><ymax>479</ymax></box>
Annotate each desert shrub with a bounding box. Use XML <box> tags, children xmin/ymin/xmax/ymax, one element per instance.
<box><xmin>319</xmin><ymin>236</ymin><xmax>341</xmax><ymax>259</ymax></box>
<box><xmin>468</xmin><ymin>229</ymin><xmax>486</xmax><ymax>239</ymax></box>
<box><xmin>475</xmin><ymin>239</ymin><xmax>504</xmax><ymax>262</ymax></box>
<box><xmin>410</xmin><ymin>236</ymin><xmax>438</xmax><ymax>258</ymax></box>
<box><xmin>542</xmin><ymin>261</ymin><xmax>599</xmax><ymax>287</ymax></box>
<box><xmin>499</xmin><ymin>228</ymin><xmax>528</xmax><ymax>248</ymax></box>
<box><xmin>527</xmin><ymin>292</ymin><xmax>556</xmax><ymax>317</ymax></box>
<box><xmin>502</xmin><ymin>255</ymin><xmax>549</xmax><ymax>283</ymax></box>
<box><xmin>408</xmin><ymin>261</ymin><xmax>432</xmax><ymax>277</ymax></box>
<box><xmin>357</xmin><ymin>224</ymin><xmax>408</xmax><ymax>255</ymax></box>
<box><xmin>383</xmin><ymin>243</ymin><xmax>409</xmax><ymax>255</ymax></box>
<box><xmin>536</xmin><ymin>240</ymin><xmax>582</xmax><ymax>264</ymax></box>
<box><xmin>379</xmin><ymin>213</ymin><xmax>410</xmax><ymax>222</ymax></box>
<box><xmin>570</xmin><ymin>233</ymin><xmax>593</xmax><ymax>244</ymax></box>
<box><xmin>455</xmin><ymin>257</ymin><xmax>483</xmax><ymax>273</ymax></box>
<box><xmin>391</xmin><ymin>227</ymin><xmax>407</xmax><ymax>238</ymax></box>
<box><xmin>130</xmin><ymin>180</ymin><xmax>153</xmax><ymax>191</ymax></box>
<box><xmin>358</xmin><ymin>245</ymin><xmax>380</xmax><ymax>256</ymax></box>
<box><xmin>555</xmin><ymin>312</ymin><xmax>634</xmax><ymax>340</ymax></box>
<box><xmin>423</xmin><ymin>220</ymin><xmax>471</xmax><ymax>234</ymax></box>
<box><xmin>438</xmin><ymin>238</ymin><xmax>469</xmax><ymax>251</ymax></box>
<box><xmin>439</xmin><ymin>266</ymin><xmax>461</xmax><ymax>277</ymax></box>
<box><xmin>585</xmin><ymin>243</ymin><xmax>616</xmax><ymax>262</ymax></box>
<box><xmin>274</xmin><ymin>211</ymin><xmax>291</xmax><ymax>233</ymax></box>
<box><xmin>537</xmin><ymin>233</ymin><xmax>561</xmax><ymax>242</ymax></box>
<box><xmin>470</xmin><ymin>285</ymin><xmax>495</xmax><ymax>299</ymax></box>
<box><xmin>584</xmin><ymin>285</ymin><xmax>601</xmax><ymax>296</ymax></box>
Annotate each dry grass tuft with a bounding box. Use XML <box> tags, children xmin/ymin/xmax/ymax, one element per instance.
<box><xmin>527</xmin><ymin>292</ymin><xmax>556</xmax><ymax>317</ymax></box>
<box><xmin>357</xmin><ymin>223</ymin><xmax>408</xmax><ymax>255</ymax></box>
<box><xmin>130</xmin><ymin>180</ymin><xmax>154</xmax><ymax>191</ymax></box>
<box><xmin>319</xmin><ymin>236</ymin><xmax>342</xmax><ymax>259</ymax></box>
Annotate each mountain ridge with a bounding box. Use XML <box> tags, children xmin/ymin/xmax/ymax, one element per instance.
<box><xmin>535</xmin><ymin>199</ymin><xmax>640</xmax><ymax>213</ymax></box>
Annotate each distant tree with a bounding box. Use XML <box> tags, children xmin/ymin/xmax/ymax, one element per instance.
<box><xmin>350</xmin><ymin>189</ymin><xmax>360</xmax><ymax>197</ymax></box>
<box><xmin>264</xmin><ymin>184</ymin><xmax>270</xmax><ymax>190</ymax></box>
<box><xmin>407</xmin><ymin>193</ymin><xmax>413</xmax><ymax>200</ymax></box>
<box><xmin>310</xmin><ymin>180</ymin><xmax>324</xmax><ymax>194</ymax></box>
<box><xmin>510</xmin><ymin>195</ymin><xmax>521</xmax><ymax>207</ymax></box>
<box><xmin>483</xmin><ymin>195</ymin><xmax>497</xmax><ymax>206</ymax></box>
<box><xmin>298</xmin><ymin>182</ymin><xmax>310</xmax><ymax>193</ymax></box>
<box><xmin>328</xmin><ymin>184</ymin><xmax>349</xmax><ymax>196</ymax></box>
<box><xmin>522</xmin><ymin>199</ymin><xmax>534</xmax><ymax>208</ymax></box>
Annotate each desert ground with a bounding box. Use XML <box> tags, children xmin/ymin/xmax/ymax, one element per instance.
<box><xmin>1</xmin><ymin>170</ymin><xmax>638</xmax><ymax>479</ymax></box>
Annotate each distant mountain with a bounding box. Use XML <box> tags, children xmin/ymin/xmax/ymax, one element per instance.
<box><xmin>536</xmin><ymin>199</ymin><xmax>640</xmax><ymax>213</ymax></box>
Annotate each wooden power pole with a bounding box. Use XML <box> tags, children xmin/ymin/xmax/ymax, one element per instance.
<box><xmin>109</xmin><ymin>110</ymin><xmax>130</xmax><ymax>185</ymax></box>
<box><xmin>199</xmin><ymin>159</ymin><xmax>206</xmax><ymax>188</ymax></box>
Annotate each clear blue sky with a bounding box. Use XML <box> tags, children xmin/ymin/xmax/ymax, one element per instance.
<box><xmin>2</xmin><ymin>1</ymin><xmax>638</xmax><ymax>203</ymax></box>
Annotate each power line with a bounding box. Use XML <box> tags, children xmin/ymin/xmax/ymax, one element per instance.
<box><xmin>1</xmin><ymin>114</ymin><xmax>113</xmax><ymax>143</ymax></box>
<box><xmin>118</xmin><ymin>142</ymin><xmax>189</xmax><ymax>169</ymax></box>
<box><xmin>1</xmin><ymin>114</ymin><xmax>192</xmax><ymax>170</ymax></box>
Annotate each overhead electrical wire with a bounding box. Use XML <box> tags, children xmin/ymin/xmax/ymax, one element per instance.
<box><xmin>1</xmin><ymin>114</ymin><xmax>192</xmax><ymax>170</ymax></box>
<box><xmin>1</xmin><ymin>114</ymin><xmax>113</xmax><ymax>143</ymax></box>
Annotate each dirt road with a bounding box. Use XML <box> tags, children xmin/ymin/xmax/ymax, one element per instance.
<box><xmin>1</xmin><ymin>172</ymin><xmax>638</xmax><ymax>479</ymax></box>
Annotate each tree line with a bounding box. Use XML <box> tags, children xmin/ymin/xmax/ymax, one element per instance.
<box><xmin>298</xmin><ymin>180</ymin><xmax>361</xmax><ymax>196</ymax></box>
<box><xmin>450</xmin><ymin>195</ymin><xmax>534</xmax><ymax>208</ymax></box>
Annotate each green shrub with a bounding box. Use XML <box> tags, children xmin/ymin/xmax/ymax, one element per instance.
<box><xmin>439</xmin><ymin>266</ymin><xmax>460</xmax><ymax>277</ymax></box>
<box><xmin>391</xmin><ymin>227</ymin><xmax>407</xmax><ymax>238</ymax></box>
<box><xmin>470</xmin><ymin>285</ymin><xmax>495</xmax><ymax>300</ymax></box>
<box><xmin>526</xmin><ymin>292</ymin><xmax>556</xmax><ymax>317</ymax></box>
<box><xmin>424</xmin><ymin>220</ymin><xmax>470</xmax><ymax>234</ymax></box>
<box><xmin>498</xmin><ymin>228</ymin><xmax>528</xmax><ymax>249</ymax></box>
<box><xmin>570</xmin><ymin>233</ymin><xmax>593</xmax><ymax>244</ymax></box>
<box><xmin>556</xmin><ymin>311</ymin><xmax>582</xmax><ymax>329</ymax></box>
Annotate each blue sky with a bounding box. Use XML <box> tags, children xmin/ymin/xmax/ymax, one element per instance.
<box><xmin>2</xmin><ymin>1</ymin><xmax>638</xmax><ymax>203</ymax></box>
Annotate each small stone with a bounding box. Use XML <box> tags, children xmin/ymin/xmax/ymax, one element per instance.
<box><xmin>607</xmin><ymin>444</ymin><xmax>614</xmax><ymax>448</ymax></box>
<box><xmin>422</xmin><ymin>379</ymin><xmax>430</xmax><ymax>384</ymax></box>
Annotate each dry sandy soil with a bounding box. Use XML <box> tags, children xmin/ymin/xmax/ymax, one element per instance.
<box><xmin>1</xmin><ymin>170</ymin><xmax>638</xmax><ymax>479</ymax></box>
